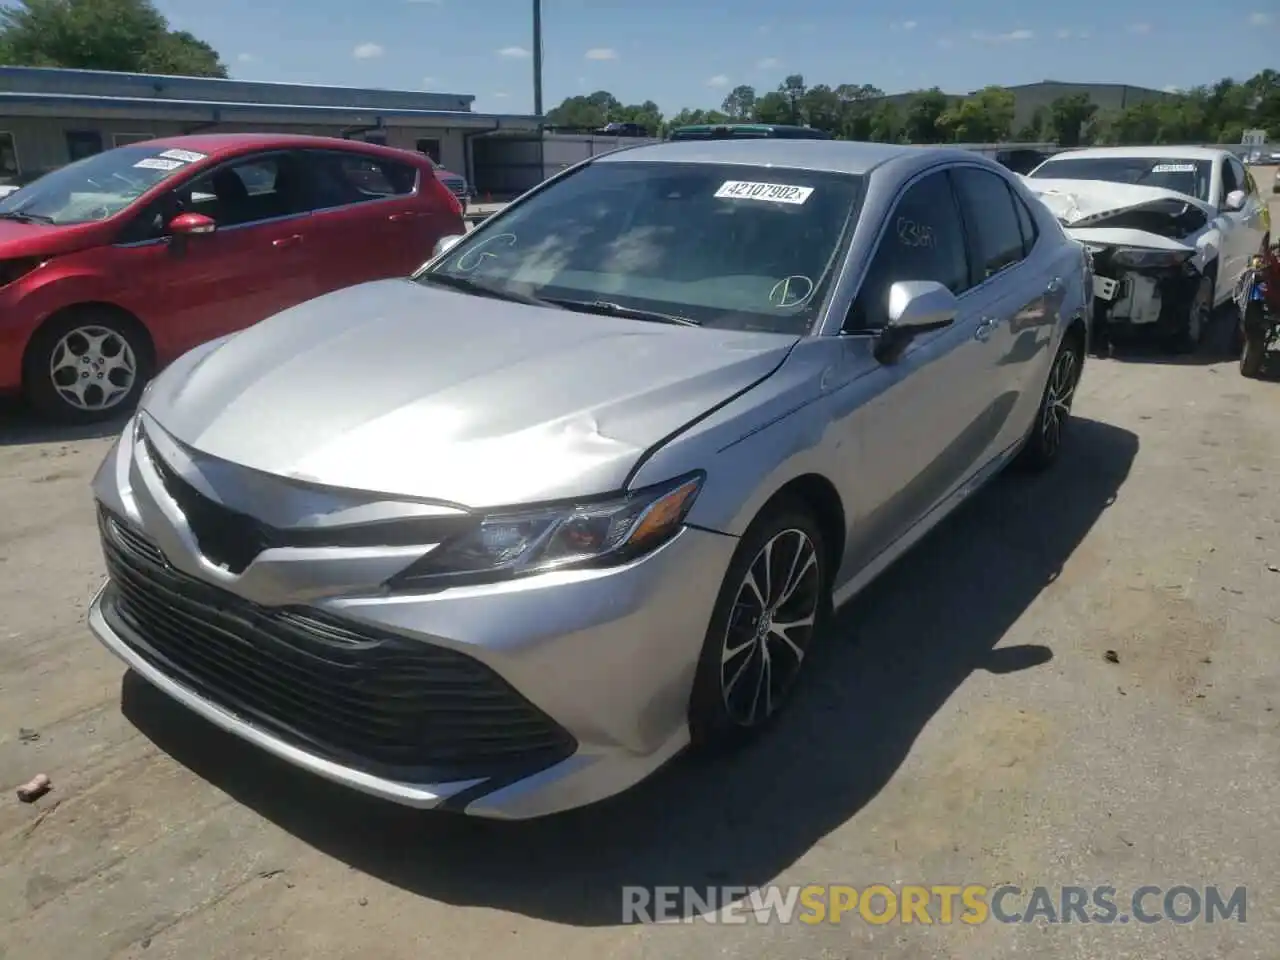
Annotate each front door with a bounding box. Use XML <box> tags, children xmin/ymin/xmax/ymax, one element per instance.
<box><xmin>831</xmin><ymin>168</ymin><xmax>1004</xmax><ymax>576</ymax></box>
<box><xmin>106</xmin><ymin>151</ymin><xmax>316</xmax><ymax>363</ymax></box>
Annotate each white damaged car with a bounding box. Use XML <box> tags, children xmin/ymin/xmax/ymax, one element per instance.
<box><xmin>1024</xmin><ymin>147</ymin><xmax>1270</xmax><ymax>353</ymax></box>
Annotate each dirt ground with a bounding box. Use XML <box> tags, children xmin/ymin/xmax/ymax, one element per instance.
<box><xmin>2</xmin><ymin>287</ymin><xmax>1280</xmax><ymax>957</ymax></box>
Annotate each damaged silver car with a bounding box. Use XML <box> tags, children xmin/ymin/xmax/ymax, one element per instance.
<box><xmin>1025</xmin><ymin>147</ymin><xmax>1270</xmax><ymax>354</ymax></box>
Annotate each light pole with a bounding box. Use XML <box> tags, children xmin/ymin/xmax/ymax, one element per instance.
<box><xmin>532</xmin><ymin>0</ymin><xmax>544</xmax><ymax>121</ymax></box>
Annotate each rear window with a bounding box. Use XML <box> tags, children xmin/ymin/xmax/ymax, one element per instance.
<box><xmin>299</xmin><ymin>150</ymin><xmax>418</xmax><ymax>208</ymax></box>
<box><xmin>1029</xmin><ymin>155</ymin><xmax>1212</xmax><ymax>203</ymax></box>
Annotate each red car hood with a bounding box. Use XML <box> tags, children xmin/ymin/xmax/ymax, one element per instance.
<box><xmin>0</xmin><ymin>218</ymin><xmax>105</xmax><ymax>259</ymax></box>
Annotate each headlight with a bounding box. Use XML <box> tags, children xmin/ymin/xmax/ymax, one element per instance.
<box><xmin>1110</xmin><ymin>248</ymin><xmax>1194</xmax><ymax>270</ymax></box>
<box><xmin>388</xmin><ymin>472</ymin><xmax>705</xmax><ymax>587</ymax></box>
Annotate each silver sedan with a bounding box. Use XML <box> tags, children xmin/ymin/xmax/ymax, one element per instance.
<box><xmin>88</xmin><ymin>139</ymin><xmax>1092</xmax><ymax>819</ymax></box>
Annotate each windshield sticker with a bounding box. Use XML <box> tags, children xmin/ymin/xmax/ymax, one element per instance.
<box><xmin>714</xmin><ymin>180</ymin><xmax>814</xmax><ymax>205</ymax></box>
<box><xmin>133</xmin><ymin>157</ymin><xmax>184</xmax><ymax>171</ymax></box>
<box><xmin>1151</xmin><ymin>163</ymin><xmax>1196</xmax><ymax>173</ymax></box>
<box><xmin>158</xmin><ymin>148</ymin><xmax>207</xmax><ymax>163</ymax></box>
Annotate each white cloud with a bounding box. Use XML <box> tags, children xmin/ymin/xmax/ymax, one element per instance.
<box><xmin>352</xmin><ymin>42</ymin><xmax>384</xmax><ymax>59</ymax></box>
<box><xmin>493</xmin><ymin>92</ymin><xmax>509</xmax><ymax>98</ymax></box>
<box><xmin>707</xmin><ymin>74</ymin><xmax>730</xmax><ymax>88</ymax></box>
<box><xmin>970</xmin><ymin>28</ymin><xmax>1033</xmax><ymax>42</ymax></box>
<box><xmin>1127</xmin><ymin>22</ymin><xmax>1152</xmax><ymax>34</ymax></box>
<box><xmin>236</xmin><ymin>52</ymin><xmax>258</xmax><ymax>63</ymax></box>
<box><xmin>1163</xmin><ymin>85</ymin><xmax>1183</xmax><ymax>94</ymax></box>
<box><xmin>756</xmin><ymin>56</ymin><xmax>780</xmax><ymax>69</ymax></box>
<box><xmin>584</xmin><ymin>47</ymin><xmax>618</xmax><ymax>60</ymax></box>
<box><xmin>1248</xmin><ymin>11</ymin><xmax>1271</xmax><ymax>24</ymax></box>
<box><xmin>497</xmin><ymin>45</ymin><xmax>530</xmax><ymax>58</ymax></box>
<box><xmin>892</xmin><ymin>19</ymin><xmax>918</xmax><ymax>30</ymax></box>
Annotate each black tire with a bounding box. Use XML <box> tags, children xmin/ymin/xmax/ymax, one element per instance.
<box><xmin>688</xmin><ymin>500</ymin><xmax>830</xmax><ymax>750</ymax></box>
<box><xmin>1166</xmin><ymin>274</ymin><xmax>1213</xmax><ymax>354</ymax></box>
<box><xmin>22</xmin><ymin>308</ymin><xmax>153</xmax><ymax>425</ymax></box>
<box><xmin>1240</xmin><ymin>330</ymin><xmax>1265</xmax><ymax>378</ymax></box>
<box><xmin>1016</xmin><ymin>332</ymin><xmax>1083</xmax><ymax>472</ymax></box>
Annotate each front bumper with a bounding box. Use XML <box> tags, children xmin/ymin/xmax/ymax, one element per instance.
<box><xmin>88</xmin><ymin>422</ymin><xmax>737</xmax><ymax>819</ymax></box>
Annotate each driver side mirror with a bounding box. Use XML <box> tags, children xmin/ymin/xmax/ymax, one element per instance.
<box><xmin>433</xmin><ymin>233</ymin><xmax>464</xmax><ymax>258</ymax></box>
<box><xmin>168</xmin><ymin>212</ymin><xmax>216</xmax><ymax>236</ymax></box>
<box><xmin>873</xmin><ymin>280</ymin><xmax>958</xmax><ymax>365</ymax></box>
<box><xmin>1224</xmin><ymin>190</ymin><xmax>1247</xmax><ymax>213</ymax></box>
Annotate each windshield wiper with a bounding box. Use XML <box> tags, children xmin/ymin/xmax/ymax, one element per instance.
<box><xmin>0</xmin><ymin>210</ymin><xmax>54</xmax><ymax>224</ymax></box>
<box><xmin>416</xmin><ymin>272</ymin><xmax>560</xmax><ymax>308</ymax></box>
<box><xmin>545</xmin><ymin>298</ymin><xmax>699</xmax><ymax>327</ymax></box>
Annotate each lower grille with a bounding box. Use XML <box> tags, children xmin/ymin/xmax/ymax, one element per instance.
<box><xmin>97</xmin><ymin>507</ymin><xmax>576</xmax><ymax>781</ymax></box>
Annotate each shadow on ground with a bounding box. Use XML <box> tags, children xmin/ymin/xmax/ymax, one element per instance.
<box><xmin>0</xmin><ymin>399</ymin><xmax>128</xmax><ymax>447</ymax></box>
<box><xmin>122</xmin><ymin>415</ymin><xmax>1139</xmax><ymax>927</ymax></box>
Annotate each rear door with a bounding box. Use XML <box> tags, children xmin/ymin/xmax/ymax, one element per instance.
<box><xmin>951</xmin><ymin>165</ymin><xmax>1060</xmax><ymax>456</ymax></box>
<box><xmin>107</xmin><ymin>150</ymin><xmax>316</xmax><ymax>361</ymax></box>
<box><xmin>292</xmin><ymin>148</ymin><xmax>442</xmax><ymax>293</ymax></box>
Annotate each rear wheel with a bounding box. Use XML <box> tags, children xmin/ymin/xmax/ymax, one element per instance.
<box><xmin>23</xmin><ymin>308</ymin><xmax>152</xmax><ymax>424</ymax></box>
<box><xmin>1016</xmin><ymin>333</ymin><xmax>1082</xmax><ymax>472</ymax></box>
<box><xmin>688</xmin><ymin>501</ymin><xmax>829</xmax><ymax>749</ymax></box>
<box><xmin>1240</xmin><ymin>330</ymin><xmax>1265</xmax><ymax>377</ymax></box>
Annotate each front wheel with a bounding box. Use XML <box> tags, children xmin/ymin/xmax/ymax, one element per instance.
<box><xmin>23</xmin><ymin>309</ymin><xmax>152</xmax><ymax>424</ymax></box>
<box><xmin>1166</xmin><ymin>275</ymin><xmax>1213</xmax><ymax>354</ymax></box>
<box><xmin>1016</xmin><ymin>334</ymin><xmax>1083</xmax><ymax>472</ymax></box>
<box><xmin>688</xmin><ymin>501</ymin><xmax>830</xmax><ymax>750</ymax></box>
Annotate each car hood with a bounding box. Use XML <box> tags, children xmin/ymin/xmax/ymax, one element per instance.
<box><xmin>142</xmin><ymin>278</ymin><xmax>798</xmax><ymax>507</ymax></box>
<box><xmin>1022</xmin><ymin>177</ymin><xmax>1217</xmax><ymax>226</ymax></box>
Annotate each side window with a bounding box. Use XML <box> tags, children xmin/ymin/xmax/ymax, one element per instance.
<box><xmin>1244</xmin><ymin>168</ymin><xmax>1258</xmax><ymax>195</ymax></box>
<box><xmin>1012</xmin><ymin>188</ymin><xmax>1039</xmax><ymax>256</ymax></box>
<box><xmin>296</xmin><ymin>151</ymin><xmax>418</xmax><ymax>209</ymax></box>
<box><xmin>1221</xmin><ymin>159</ymin><xmax>1241</xmax><ymax>199</ymax></box>
<box><xmin>178</xmin><ymin>154</ymin><xmax>309</xmax><ymax>228</ymax></box>
<box><xmin>845</xmin><ymin>171</ymin><xmax>970</xmax><ymax>331</ymax></box>
<box><xmin>952</xmin><ymin>167</ymin><xmax>1027</xmax><ymax>281</ymax></box>
<box><xmin>1229</xmin><ymin>159</ymin><xmax>1248</xmax><ymax>199</ymax></box>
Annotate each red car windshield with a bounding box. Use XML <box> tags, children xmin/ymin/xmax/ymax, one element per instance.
<box><xmin>0</xmin><ymin>144</ymin><xmax>206</xmax><ymax>225</ymax></box>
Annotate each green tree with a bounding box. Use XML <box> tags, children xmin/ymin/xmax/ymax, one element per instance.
<box><xmin>546</xmin><ymin>91</ymin><xmax>621</xmax><ymax>129</ymax></box>
<box><xmin>753</xmin><ymin>91</ymin><xmax>792</xmax><ymax>124</ymax></box>
<box><xmin>777</xmin><ymin>73</ymin><xmax>807</xmax><ymax>124</ymax></box>
<box><xmin>902</xmin><ymin>88</ymin><xmax>950</xmax><ymax>143</ymax></box>
<box><xmin>868</xmin><ymin>102</ymin><xmax>902</xmax><ymax>142</ymax></box>
<box><xmin>1046</xmin><ymin>93</ymin><xmax>1097</xmax><ymax>147</ymax></box>
<box><xmin>667</xmin><ymin>107</ymin><xmax>728</xmax><ymax>128</ymax></box>
<box><xmin>939</xmin><ymin>85</ymin><xmax>1016</xmax><ymax>142</ymax></box>
<box><xmin>799</xmin><ymin>84</ymin><xmax>843</xmax><ymax>132</ymax></box>
<box><xmin>720</xmin><ymin>84</ymin><xmax>756</xmax><ymax>121</ymax></box>
<box><xmin>833</xmin><ymin>84</ymin><xmax>883</xmax><ymax>140</ymax></box>
<box><xmin>1015</xmin><ymin>106</ymin><xmax>1048</xmax><ymax>142</ymax></box>
<box><xmin>0</xmin><ymin>0</ymin><xmax>226</xmax><ymax>76</ymax></box>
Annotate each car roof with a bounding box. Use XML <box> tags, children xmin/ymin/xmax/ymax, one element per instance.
<box><xmin>1043</xmin><ymin>145</ymin><xmax>1227</xmax><ymax>162</ymax></box>
<box><xmin>129</xmin><ymin>132</ymin><xmax>425</xmax><ymax>162</ymax></box>
<box><xmin>592</xmin><ymin>138</ymin><xmax>987</xmax><ymax>176</ymax></box>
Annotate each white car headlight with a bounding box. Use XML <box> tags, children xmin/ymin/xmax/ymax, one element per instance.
<box><xmin>388</xmin><ymin>472</ymin><xmax>704</xmax><ymax>586</ymax></box>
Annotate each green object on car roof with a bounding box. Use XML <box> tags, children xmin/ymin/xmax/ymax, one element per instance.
<box><xmin>666</xmin><ymin>123</ymin><xmax>834</xmax><ymax>141</ymax></box>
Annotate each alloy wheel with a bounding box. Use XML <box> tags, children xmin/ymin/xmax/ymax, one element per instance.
<box><xmin>720</xmin><ymin>528</ymin><xmax>822</xmax><ymax>727</ymax></box>
<box><xmin>1040</xmin><ymin>346</ymin><xmax>1078</xmax><ymax>457</ymax></box>
<box><xmin>49</xmin><ymin>325</ymin><xmax>137</xmax><ymax>413</ymax></box>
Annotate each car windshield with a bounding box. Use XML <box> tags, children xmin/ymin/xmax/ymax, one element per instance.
<box><xmin>416</xmin><ymin>160</ymin><xmax>864</xmax><ymax>333</ymax></box>
<box><xmin>1029</xmin><ymin>156</ymin><xmax>1213</xmax><ymax>203</ymax></box>
<box><xmin>0</xmin><ymin>145</ymin><xmax>200</xmax><ymax>224</ymax></box>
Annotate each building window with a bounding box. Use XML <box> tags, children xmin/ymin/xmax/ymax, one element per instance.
<box><xmin>113</xmin><ymin>133</ymin><xmax>155</xmax><ymax>147</ymax></box>
<box><xmin>416</xmin><ymin>138</ymin><xmax>442</xmax><ymax>164</ymax></box>
<box><xmin>0</xmin><ymin>132</ymin><xmax>19</xmax><ymax>177</ymax></box>
<box><xmin>65</xmin><ymin>130</ymin><xmax>104</xmax><ymax>161</ymax></box>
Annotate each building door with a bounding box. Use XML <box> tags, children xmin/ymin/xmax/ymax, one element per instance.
<box><xmin>415</xmin><ymin>138</ymin><xmax>441</xmax><ymax>164</ymax></box>
<box><xmin>65</xmin><ymin>130</ymin><xmax>103</xmax><ymax>161</ymax></box>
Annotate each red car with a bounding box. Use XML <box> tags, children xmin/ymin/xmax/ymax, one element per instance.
<box><xmin>0</xmin><ymin>133</ymin><xmax>465</xmax><ymax>423</ymax></box>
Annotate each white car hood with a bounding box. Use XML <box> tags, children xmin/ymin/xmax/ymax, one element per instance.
<box><xmin>1022</xmin><ymin>177</ymin><xmax>1216</xmax><ymax>227</ymax></box>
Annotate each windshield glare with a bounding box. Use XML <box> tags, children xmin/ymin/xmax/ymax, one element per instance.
<box><xmin>0</xmin><ymin>145</ymin><xmax>198</xmax><ymax>224</ymax></box>
<box><xmin>418</xmin><ymin>160</ymin><xmax>864</xmax><ymax>332</ymax></box>
<box><xmin>1029</xmin><ymin>156</ymin><xmax>1212</xmax><ymax>203</ymax></box>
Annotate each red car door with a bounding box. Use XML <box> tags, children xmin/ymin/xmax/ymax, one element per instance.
<box><xmin>108</xmin><ymin>151</ymin><xmax>316</xmax><ymax>362</ymax></box>
<box><xmin>292</xmin><ymin>147</ymin><xmax>460</xmax><ymax>295</ymax></box>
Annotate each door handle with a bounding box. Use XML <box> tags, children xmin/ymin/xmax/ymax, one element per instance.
<box><xmin>1046</xmin><ymin>277</ymin><xmax>1064</xmax><ymax>295</ymax></box>
<box><xmin>388</xmin><ymin>212</ymin><xmax>420</xmax><ymax>222</ymax></box>
<box><xmin>974</xmin><ymin>316</ymin><xmax>999</xmax><ymax>342</ymax></box>
<box><xmin>272</xmin><ymin>234</ymin><xmax>303</xmax><ymax>248</ymax></box>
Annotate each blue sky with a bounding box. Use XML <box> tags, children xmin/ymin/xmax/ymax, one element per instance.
<box><xmin>153</xmin><ymin>0</ymin><xmax>1278</xmax><ymax>116</ymax></box>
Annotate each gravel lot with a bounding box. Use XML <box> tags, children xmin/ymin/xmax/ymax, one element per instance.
<box><xmin>2</xmin><ymin>225</ymin><xmax>1279</xmax><ymax>957</ymax></box>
